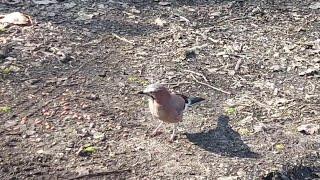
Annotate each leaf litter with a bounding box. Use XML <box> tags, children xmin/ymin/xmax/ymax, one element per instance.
<box><xmin>0</xmin><ymin>0</ymin><xmax>319</xmax><ymax>179</ymax></box>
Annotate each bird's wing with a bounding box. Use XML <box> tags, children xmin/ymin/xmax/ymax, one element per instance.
<box><xmin>170</xmin><ymin>93</ymin><xmax>187</xmax><ymax>116</ymax></box>
<box><xmin>175</xmin><ymin>93</ymin><xmax>189</xmax><ymax>104</ymax></box>
<box><xmin>176</xmin><ymin>94</ymin><xmax>205</xmax><ymax>106</ymax></box>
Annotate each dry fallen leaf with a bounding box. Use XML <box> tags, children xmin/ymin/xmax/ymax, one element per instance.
<box><xmin>64</xmin><ymin>2</ymin><xmax>77</xmax><ymax>9</ymax></box>
<box><xmin>298</xmin><ymin>67</ymin><xmax>319</xmax><ymax>76</ymax></box>
<box><xmin>297</xmin><ymin>124</ymin><xmax>319</xmax><ymax>135</ymax></box>
<box><xmin>159</xmin><ymin>1</ymin><xmax>171</xmax><ymax>6</ymax></box>
<box><xmin>76</xmin><ymin>11</ymin><xmax>99</xmax><ymax>21</ymax></box>
<box><xmin>4</xmin><ymin>0</ymin><xmax>21</xmax><ymax>4</ymax></box>
<box><xmin>210</xmin><ymin>11</ymin><xmax>222</xmax><ymax>18</ymax></box>
<box><xmin>238</xmin><ymin>116</ymin><xmax>254</xmax><ymax>125</ymax></box>
<box><xmin>274</xmin><ymin>143</ymin><xmax>285</xmax><ymax>151</ymax></box>
<box><xmin>309</xmin><ymin>2</ymin><xmax>320</xmax><ymax>10</ymax></box>
<box><xmin>237</xmin><ymin>128</ymin><xmax>251</xmax><ymax>136</ymax></box>
<box><xmin>154</xmin><ymin>18</ymin><xmax>167</xmax><ymax>27</ymax></box>
<box><xmin>0</xmin><ymin>12</ymin><xmax>31</xmax><ymax>26</ymax></box>
<box><xmin>32</xmin><ymin>0</ymin><xmax>57</xmax><ymax>5</ymax></box>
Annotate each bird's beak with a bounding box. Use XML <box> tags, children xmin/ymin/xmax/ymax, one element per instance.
<box><xmin>137</xmin><ymin>91</ymin><xmax>155</xmax><ymax>100</ymax></box>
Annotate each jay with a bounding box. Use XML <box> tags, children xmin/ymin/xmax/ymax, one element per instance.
<box><xmin>138</xmin><ymin>83</ymin><xmax>204</xmax><ymax>141</ymax></box>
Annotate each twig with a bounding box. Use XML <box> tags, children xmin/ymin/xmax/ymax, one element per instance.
<box><xmin>234</xmin><ymin>59</ymin><xmax>242</xmax><ymax>72</ymax></box>
<box><xmin>69</xmin><ymin>169</ymin><xmax>132</xmax><ymax>180</ymax></box>
<box><xmin>161</xmin><ymin>81</ymin><xmax>192</xmax><ymax>88</ymax></box>
<box><xmin>177</xmin><ymin>15</ymin><xmax>190</xmax><ymax>25</ymax></box>
<box><xmin>183</xmin><ymin>69</ymin><xmax>208</xmax><ymax>82</ymax></box>
<box><xmin>112</xmin><ymin>33</ymin><xmax>134</xmax><ymax>44</ymax></box>
<box><xmin>193</xmin><ymin>31</ymin><xmax>220</xmax><ymax>44</ymax></box>
<box><xmin>190</xmin><ymin>74</ymin><xmax>231</xmax><ymax>95</ymax></box>
<box><xmin>207</xmin><ymin>37</ymin><xmax>219</xmax><ymax>43</ymax></box>
<box><xmin>160</xmin><ymin>81</ymin><xmax>192</xmax><ymax>85</ymax></box>
<box><xmin>4</xmin><ymin>131</ymin><xmax>22</xmax><ymax>135</ymax></box>
<box><xmin>250</xmin><ymin>98</ymin><xmax>271</xmax><ymax>109</ymax></box>
<box><xmin>188</xmin><ymin>44</ymin><xmax>208</xmax><ymax>52</ymax></box>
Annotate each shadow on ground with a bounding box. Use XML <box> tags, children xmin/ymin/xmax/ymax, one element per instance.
<box><xmin>186</xmin><ymin>115</ymin><xmax>259</xmax><ymax>158</ymax></box>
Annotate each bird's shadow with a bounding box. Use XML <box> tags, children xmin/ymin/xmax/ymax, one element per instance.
<box><xmin>185</xmin><ymin>115</ymin><xmax>260</xmax><ymax>158</ymax></box>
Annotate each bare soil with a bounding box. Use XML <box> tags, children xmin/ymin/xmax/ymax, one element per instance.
<box><xmin>0</xmin><ymin>0</ymin><xmax>319</xmax><ymax>179</ymax></box>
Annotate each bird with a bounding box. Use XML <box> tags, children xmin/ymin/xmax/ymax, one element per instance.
<box><xmin>138</xmin><ymin>83</ymin><xmax>205</xmax><ymax>141</ymax></box>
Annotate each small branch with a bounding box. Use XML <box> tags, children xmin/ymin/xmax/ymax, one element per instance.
<box><xmin>250</xmin><ymin>98</ymin><xmax>271</xmax><ymax>109</ymax></box>
<box><xmin>188</xmin><ymin>44</ymin><xmax>208</xmax><ymax>52</ymax></box>
<box><xmin>234</xmin><ymin>59</ymin><xmax>242</xmax><ymax>72</ymax></box>
<box><xmin>4</xmin><ymin>131</ymin><xmax>22</xmax><ymax>135</ymax></box>
<box><xmin>190</xmin><ymin>74</ymin><xmax>231</xmax><ymax>95</ymax></box>
<box><xmin>112</xmin><ymin>33</ymin><xmax>134</xmax><ymax>44</ymax></box>
<box><xmin>208</xmin><ymin>37</ymin><xmax>219</xmax><ymax>43</ymax></box>
<box><xmin>160</xmin><ymin>81</ymin><xmax>192</xmax><ymax>85</ymax></box>
<box><xmin>161</xmin><ymin>81</ymin><xmax>192</xmax><ymax>88</ymax></box>
<box><xmin>176</xmin><ymin>15</ymin><xmax>190</xmax><ymax>25</ymax></box>
<box><xmin>183</xmin><ymin>69</ymin><xmax>208</xmax><ymax>82</ymax></box>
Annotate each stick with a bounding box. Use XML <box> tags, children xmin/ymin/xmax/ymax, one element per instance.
<box><xmin>160</xmin><ymin>81</ymin><xmax>192</xmax><ymax>85</ymax></box>
<box><xmin>178</xmin><ymin>15</ymin><xmax>190</xmax><ymax>24</ymax></box>
<box><xmin>112</xmin><ymin>33</ymin><xmax>134</xmax><ymax>44</ymax></box>
<box><xmin>190</xmin><ymin>74</ymin><xmax>231</xmax><ymax>95</ymax></box>
<box><xmin>183</xmin><ymin>69</ymin><xmax>209</xmax><ymax>82</ymax></box>
<box><xmin>188</xmin><ymin>44</ymin><xmax>208</xmax><ymax>51</ymax></box>
<box><xmin>161</xmin><ymin>81</ymin><xmax>192</xmax><ymax>88</ymax></box>
<box><xmin>234</xmin><ymin>59</ymin><xmax>242</xmax><ymax>72</ymax></box>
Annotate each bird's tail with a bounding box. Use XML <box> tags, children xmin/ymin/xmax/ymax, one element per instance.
<box><xmin>187</xmin><ymin>97</ymin><xmax>205</xmax><ymax>107</ymax></box>
<box><xmin>176</xmin><ymin>94</ymin><xmax>205</xmax><ymax>109</ymax></box>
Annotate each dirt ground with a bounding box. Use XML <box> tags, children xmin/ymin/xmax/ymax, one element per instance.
<box><xmin>0</xmin><ymin>0</ymin><xmax>319</xmax><ymax>179</ymax></box>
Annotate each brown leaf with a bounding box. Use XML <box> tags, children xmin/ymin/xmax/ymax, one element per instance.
<box><xmin>297</xmin><ymin>124</ymin><xmax>319</xmax><ymax>135</ymax></box>
<box><xmin>0</xmin><ymin>12</ymin><xmax>31</xmax><ymax>26</ymax></box>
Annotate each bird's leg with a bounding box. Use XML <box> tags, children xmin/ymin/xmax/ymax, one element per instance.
<box><xmin>169</xmin><ymin>123</ymin><xmax>177</xmax><ymax>142</ymax></box>
<box><xmin>151</xmin><ymin>121</ymin><xmax>163</xmax><ymax>137</ymax></box>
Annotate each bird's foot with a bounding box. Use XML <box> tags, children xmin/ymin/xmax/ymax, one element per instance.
<box><xmin>169</xmin><ymin>124</ymin><xmax>177</xmax><ymax>142</ymax></box>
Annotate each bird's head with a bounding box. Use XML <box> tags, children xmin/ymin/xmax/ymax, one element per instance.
<box><xmin>137</xmin><ymin>83</ymin><xmax>169</xmax><ymax>100</ymax></box>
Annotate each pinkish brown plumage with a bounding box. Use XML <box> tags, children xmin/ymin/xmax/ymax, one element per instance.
<box><xmin>138</xmin><ymin>83</ymin><xmax>204</xmax><ymax>141</ymax></box>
